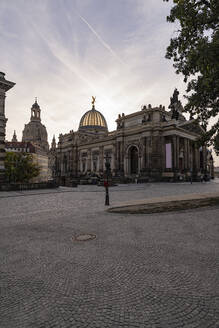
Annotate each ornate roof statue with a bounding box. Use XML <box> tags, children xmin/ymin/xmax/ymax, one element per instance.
<box><xmin>91</xmin><ymin>96</ymin><xmax>96</xmax><ymax>107</ymax></box>
<box><xmin>169</xmin><ymin>88</ymin><xmax>183</xmax><ymax>120</ymax></box>
<box><xmin>172</xmin><ymin>88</ymin><xmax>179</xmax><ymax>104</ymax></box>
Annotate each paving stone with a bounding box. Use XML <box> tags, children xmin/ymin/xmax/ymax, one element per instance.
<box><xmin>0</xmin><ymin>181</ymin><xmax>218</xmax><ymax>327</ymax></box>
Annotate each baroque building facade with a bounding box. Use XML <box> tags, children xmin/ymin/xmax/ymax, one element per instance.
<box><xmin>0</xmin><ymin>72</ymin><xmax>15</xmax><ymax>183</ymax></box>
<box><xmin>21</xmin><ymin>99</ymin><xmax>50</xmax><ymax>182</ymax></box>
<box><xmin>4</xmin><ymin>99</ymin><xmax>50</xmax><ymax>183</ymax></box>
<box><xmin>53</xmin><ymin>91</ymin><xmax>212</xmax><ymax>185</ymax></box>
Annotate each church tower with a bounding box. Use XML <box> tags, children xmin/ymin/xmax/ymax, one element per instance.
<box><xmin>11</xmin><ymin>130</ymin><xmax>18</xmax><ymax>142</ymax></box>
<box><xmin>51</xmin><ymin>135</ymin><xmax>56</xmax><ymax>150</ymax></box>
<box><xmin>31</xmin><ymin>98</ymin><xmax>41</xmax><ymax>121</ymax></box>
<box><xmin>22</xmin><ymin>99</ymin><xmax>49</xmax><ymax>152</ymax></box>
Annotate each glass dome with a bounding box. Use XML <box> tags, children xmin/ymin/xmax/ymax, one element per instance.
<box><xmin>79</xmin><ymin>105</ymin><xmax>108</xmax><ymax>131</ymax></box>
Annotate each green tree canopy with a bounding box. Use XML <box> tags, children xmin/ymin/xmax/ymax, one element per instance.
<box><xmin>164</xmin><ymin>0</ymin><xmax>219</xmax><ymax>151</ymax></box>
<box><xmin>5</xmin><ymin>152</ymin><xmax>40</xmax><ymax>183</ymax></box>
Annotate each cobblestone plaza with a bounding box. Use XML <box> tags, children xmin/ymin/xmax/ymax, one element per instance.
<box><xmin>0</xmin><ymin>181</ymin><xmax>219</xmax><ymax>327</ymax></box>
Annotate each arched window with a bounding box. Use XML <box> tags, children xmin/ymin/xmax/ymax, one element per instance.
<box><xmin>129</xmin><ymin>146</ymin><xmax>138</xmax><ymax>174</ymax></box>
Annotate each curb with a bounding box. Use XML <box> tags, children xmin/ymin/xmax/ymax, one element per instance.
<box><xmin>107</xmin><ymin>193</ymin><xmax>219</xmax><ymax>214</ymax></box>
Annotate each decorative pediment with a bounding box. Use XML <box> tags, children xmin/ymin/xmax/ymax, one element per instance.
<box><xmin>179</xmin><ymin>121</ymin><xmax>205</xmax><ymax>135</ymax></box>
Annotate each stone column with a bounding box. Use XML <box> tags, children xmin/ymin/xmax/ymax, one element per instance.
<box><xmin>78</xmin><ymin>150</ymin><xmax>82</xmax><ymax>174</ymax></box>
<box><xmin>176</xmin><ymin>136</ymin><xmax>180</xmax><ymax>171</ymax></box>
<box><xmin>146</xmin><ymin>136</ymin><xmax>152</xmax><ymax>170</ymax></box>
<box><xmin>112</xmin><ymin>144</ymin><xmax>116</xmax><ymax>175</ymax></box>
<box><xmin>120</xmin><ymin>137</ymin><xmax>125</xmax><ymax>174</ymax></box>
<box><xmin>113</xmin><ymin>143</ymin><xmax>118</xmax><ymax>175</ymax></box>
<box><xmin>203</xmin><ymin>145</ymin><xmax>207</xmax><ymax>173</ymax></box>
<box><xmin>99</xmin><ymin>146</ymin><xmax>104</xmax><ymax>173</ymax></box>
<box><xmin>184</xmin><ymin>139</ymin><xmax>188</xmax><ymax>171</ymax></box>
<box><xmin>161</xmin><ymin>136</ymin><xmax>166</xmax><ymax>171</ymax></box>
<box><xmin>195</xmin><ymin>146</ymin><xmax>200</xmax><ymax>172</ymax></box>
<box><xmin>117</xmin><ymin>141</ymin><xmax>121</xmax><ymax>172</ymax></box>
<box><xmin>0</xmin><ymin>72</ymin><xmax>15</xmax><ymax>184</ymax></box>
<box><xmin>143</xmin><ymin>137</ymin><xmax>147</xmax><ymax>171</ymax></box>
<box><xmin>140</xmin><ymin>137</ymin><xmax>146</xmax><ymax>173</ymax></box>
<box><xmin>87</xmin><ymin>150</ymin><xmax>91</xmax><ymax>172</ymax></box>
<box><xmin>172</xmin><ymin>136</ymin><xmax>177</xmax><ymax>171</ymax></box>
<box><xmin>72</xmin><ymin>146</ymin><xmax>78</xmax><ymax>176</ymax></box>
<box><xmin>187</xmin><ymin>140</ymin><xmax>191</xmax><ymax>170</ymax></box>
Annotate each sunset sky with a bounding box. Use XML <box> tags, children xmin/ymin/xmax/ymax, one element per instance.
<box><xmin>1</xmin><ymin>0</ymin><xmax>218</xmax><ymax>164</ymax></box>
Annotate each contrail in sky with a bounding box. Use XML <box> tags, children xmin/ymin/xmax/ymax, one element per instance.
<box><xmin>77</xmin><ymin>12</ymin><xmax>125</xmax><ymax>66</ymax></box>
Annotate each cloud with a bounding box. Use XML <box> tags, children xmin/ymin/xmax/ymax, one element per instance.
<box><xmin>76</xmin><ymin>12</ymin><xmax>125</xmax><ymax>66</ymax></box>
<box><xmin>1</xmin><ymin>0</ymin><xmax>218</xmax><ymax>165</ymax></box>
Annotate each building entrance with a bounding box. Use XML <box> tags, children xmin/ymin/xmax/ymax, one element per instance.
<box><xmin>129</xmin><ymin>146</ymin><xmax>138</xmax><ymax>174</ymax></box>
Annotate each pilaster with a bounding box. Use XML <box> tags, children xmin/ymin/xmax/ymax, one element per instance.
<box><xmin>140</xmin><ymin>137</ymin><xmax>147</xmax><ymax>172</ymax></box>
<box><xmin>147</xmin><ymin>136</ymin><xmax>152</xmax><ymax>170</ymax></box>
<box><xmin>184</xmin><ymin>139</ymin><xmax>188</xmax><ymax>170</ymax></box>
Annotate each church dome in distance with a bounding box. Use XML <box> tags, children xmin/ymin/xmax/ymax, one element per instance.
<box><xmin>22</xmin><ymin>99</ymin><xmax>49</xmax><ymax>152</ymax></box>
<box><xmin>79</xmin><ymin>97</ymin><xmax>108</xmax><ymax>132</ymax></box>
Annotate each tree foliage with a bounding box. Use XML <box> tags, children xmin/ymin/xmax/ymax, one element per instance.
<box><xmin>164</xmin><ymin>0</ymin><xmax>219</xmax><ymax>150</ymax></box>
<box><xmin>5</xmin><ymin>152</ymin><xmax>40</xmax><ymax>183</ymax></box>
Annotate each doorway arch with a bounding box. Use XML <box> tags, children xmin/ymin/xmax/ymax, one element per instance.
<box><xmin>129</xmin><ymin>146</ymin><xmax>139</xmax><ymax>174</ymax></box>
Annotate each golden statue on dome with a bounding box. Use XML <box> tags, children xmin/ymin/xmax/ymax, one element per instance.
<box><xmin>92</xmin><ymin>96</ymin><xmax>96</xmax><ymax>106</ymax></box>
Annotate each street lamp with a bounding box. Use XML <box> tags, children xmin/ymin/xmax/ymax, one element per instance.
<box><xmin>104</xmin><ymin>153</ymin><xmax>111</xmax><ymax>206</ymax></box>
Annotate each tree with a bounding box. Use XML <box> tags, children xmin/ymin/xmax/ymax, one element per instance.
<box><xmin>164</xmin><ymin>0</ymin><xmax>219</xmax><ymax>151</ymax></box>
<box><xmin>215</xmin><ymin>133</ymin><xmax>219</xmax><ymax>155</ymax></box>
<box><xmin>5</xmin><ymin>152</ymin><xmax>40</xmax><ymax>183</ymax></box>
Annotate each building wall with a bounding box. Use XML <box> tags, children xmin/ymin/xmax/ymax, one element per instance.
<box><xmin>32</xmin><ymin>153</ymin><xmax>49</xmax><ymax>183</ymax></box>
<box><xmin>0</xmin><ymin>73</ymin><xmax>15</xmax><ymax>182</ymax></box>
<box><xmin>5</xmin><ymin>142</ymin><xmax>49</xmax><ymax>183</ymax></box>
<box><xmin>53</xmin><ymin>107</ymin><xmax>210</xmax><ymax>184</ymax></box>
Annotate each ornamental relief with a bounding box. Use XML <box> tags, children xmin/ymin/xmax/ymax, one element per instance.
<box><xmin>181</xmin><ymin>123</ymin><xmax>203</xmax><ymax>135</ymax></box>
<box><xmin>92</xmin><ymin>151</ymin><xmax>99</xmax><ymax>156</ymax></box>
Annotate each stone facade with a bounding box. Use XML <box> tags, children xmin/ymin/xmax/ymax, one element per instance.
<box><xmin>0</xmin><ymin>72</ymin><xmax>15</xmax><ymax>183</ymax></box>
<box><xmin>4</xmin><ymin>100</ymin><xmax>50</xmax><ymax>183</ymax></box>
<box><xmin>5</xmin><ymin>141</ymin><xmax>50</xmax><ymax>183</ymax></box>
<box><xmin>52</xmin><ymin>97</ymin><xmax>210</xmax><ymax>185</ymax></box>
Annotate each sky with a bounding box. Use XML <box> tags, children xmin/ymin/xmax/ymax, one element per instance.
<box><xmin>1</xmin><ymin>0</ymin><xmax>218</xmax><ymax>165</ymax></box>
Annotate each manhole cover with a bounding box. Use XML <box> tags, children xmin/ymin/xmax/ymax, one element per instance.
<box><xmin>73</xmin><ymin>234</ymin><xmax>96</xmax><ymax>242</ymax></box>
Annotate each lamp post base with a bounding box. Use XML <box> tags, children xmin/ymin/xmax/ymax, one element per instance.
<box><xmin>105</xmin><ymin>186</ymin><xmax>109</xmax><ymax>206</ymax></box>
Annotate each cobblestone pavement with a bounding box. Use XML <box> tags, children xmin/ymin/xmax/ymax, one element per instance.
<box><xmin>0</xmin><ymin>181</ymin><xmax>219</xmax><ymax>327</ymax></box>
